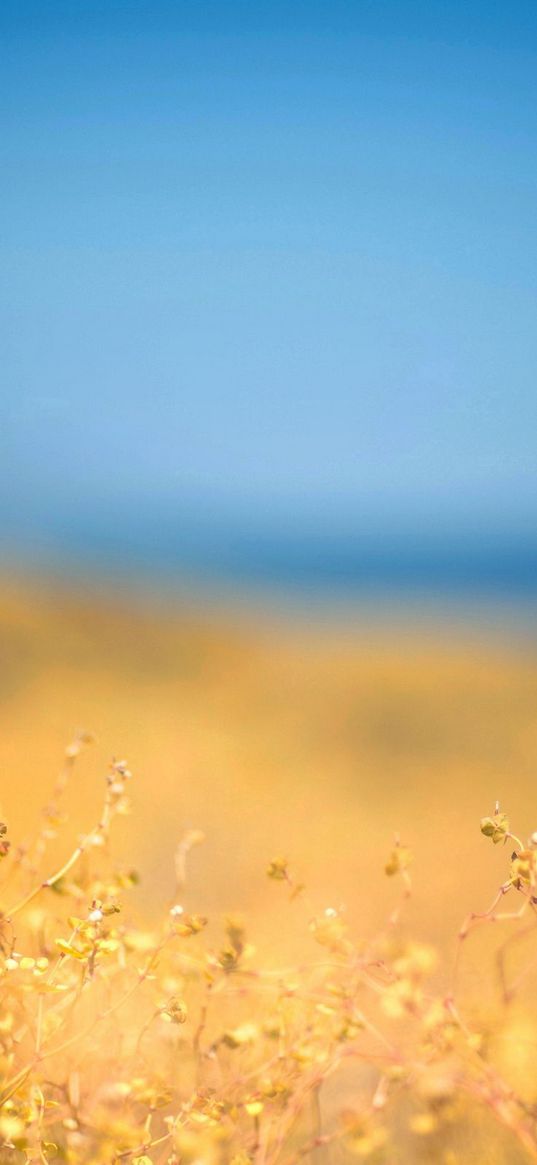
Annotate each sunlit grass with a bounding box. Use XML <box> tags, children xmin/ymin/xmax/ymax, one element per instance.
<box><xmin>1</xmin><ymin>739</ymin><xmax>537</xmax><ymax>1162</ymax></box>
<box><xmin>1</xmin><ymin>579</ymin><xmax>537</xmax><ymax>1161</ymax></box>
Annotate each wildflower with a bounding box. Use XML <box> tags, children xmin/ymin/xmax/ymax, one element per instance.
<box><xmin>244</xmin><ymin>1097</ymin><xmax>264</xmax><ymax>1117</ymax></box>
<box><xmin>221</xmin><ymin>1022</ymin><xmax>258</xmax><ymax>1048</ymax></box>
<box><xmin>309</xmin><ymin>907</ymin><xmax>349</xmax><ymax>952</ymax></box>
<box><xmin>510</xmin><ymin>849</ymin><xmax>537</xmax><ymax>887</ymax></box>
<box><xmin>267</xmin><ymin>857</ymin><xmax>289</xmax><ymax>881</ymax></box>
<box><xmin>55</xmin><ymin>938</ymin><xmax>88</xmax><ymax>960</ymax></box>
<box><xmin>170</xmin><ymin>909</ymin><xmax>207</xmax><ymax>937</ymax></box>
<box><xmin>480</xmin><ymin>811</ymin><xmax>510</xmax><ymax>844</ymax></box>
<box><xmin>385</xmin><ymin>842</ymin><xmax>413</xmax><ymax>876</ymax></box>
<box><xmin>161</xmin><ymin>996</ymin><xmax>188</xmax><ymax>1024</ymax></box>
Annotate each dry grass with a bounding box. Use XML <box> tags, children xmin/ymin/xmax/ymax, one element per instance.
<box><xmin>1</xmin><ymin>577</ymin><xmax>537</xmax><ymax>1162</ymax></box>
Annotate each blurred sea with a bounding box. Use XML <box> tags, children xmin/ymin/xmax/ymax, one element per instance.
<box><xmin>2</xmin><ymin>499</ymin><xmax>537</xmax><ymax>638</ymax></box>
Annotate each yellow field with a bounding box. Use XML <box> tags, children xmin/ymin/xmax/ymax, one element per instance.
<box><xmin>1</xmin><ymin>576</ymin><xmax>537</xmax><ymax>1162</ymax></box>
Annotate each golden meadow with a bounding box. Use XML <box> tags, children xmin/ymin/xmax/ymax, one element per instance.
<box><xmin>1</xmin><ymin>578</ymin><xmax>537</xmax><ymax>1163</ymax></box>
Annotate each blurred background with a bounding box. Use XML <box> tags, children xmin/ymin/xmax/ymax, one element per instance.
<box><xmin>1</xmin><ymin>0</ymin><xmax>537</xmax><ymax>1012</ymax></box>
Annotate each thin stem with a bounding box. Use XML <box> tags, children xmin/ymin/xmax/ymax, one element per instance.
<box><xmin>4</xmin><ymin>799</ymin><xmax>112</xmax><ymax>921</ymax></box>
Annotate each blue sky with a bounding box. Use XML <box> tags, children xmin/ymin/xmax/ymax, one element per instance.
<box><xmin>2</xmin><ymin>1</ymin><xmax>537</xmax><ymax>548</ymax></box>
